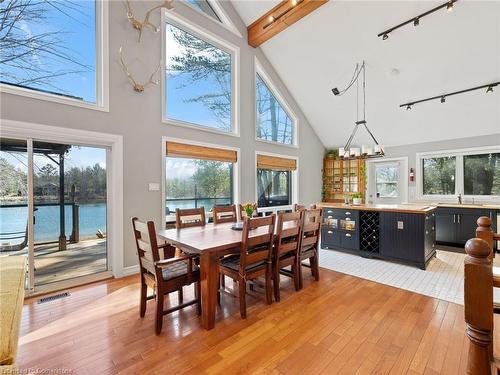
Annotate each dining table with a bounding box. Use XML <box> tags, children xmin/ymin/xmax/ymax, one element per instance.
<box><xmin>157</xmin><ymin>221</ymin><xmax>277</xmax><ymax>330</ymax></box>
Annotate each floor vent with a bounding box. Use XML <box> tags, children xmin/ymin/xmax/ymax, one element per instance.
<box><xmin>37</xmin><ymin>292</ymin><xmax>70</xmax><ymax>304</ymax></box>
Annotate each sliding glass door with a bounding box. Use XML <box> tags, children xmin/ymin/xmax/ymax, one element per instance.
<box><xmin>0</xmin><ymin>137</ymin><xmax>109</xmax><ymax>291</ymax></box>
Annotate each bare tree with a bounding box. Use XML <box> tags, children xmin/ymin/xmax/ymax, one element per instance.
<box><xmin>0</xmin><ymin>0</ymin><xmax>92</xmax><ymax>94</ymax></box>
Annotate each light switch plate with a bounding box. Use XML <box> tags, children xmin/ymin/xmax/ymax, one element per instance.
<box><xmin>148</xmin><ymin>183</ymin><xmax>160</xmax><ymax>191</ymax></box>
<box><xmin>397</xmin><ymin>221</ymin><xmax>404</xmax><ymax>230</ymax></box>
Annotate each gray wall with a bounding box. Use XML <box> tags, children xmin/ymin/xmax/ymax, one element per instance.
<box><xmin>0</xmin><ymin>1</ymin><xmax>325</xmax><ymax>268</ymax></box>
<box><xmin>384</xmin><ymin>133</ymin><xmax>500</xmax><ymax>201</ymax></box>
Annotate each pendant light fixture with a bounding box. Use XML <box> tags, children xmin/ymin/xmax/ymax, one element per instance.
<box><xmin>331</xmin><ymin>61</ymin><xmax>385</xmax><ymax>160</ymax></box>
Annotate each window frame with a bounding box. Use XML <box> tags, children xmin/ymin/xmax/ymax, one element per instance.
<box><xmin>416</xmin><ymin>146</ymin><xmax>500</xmax><ymax>201</ymax></box>
<box><xmin>0</xmin><ymin>0</ymin><xmax>109</xmax><ymax>112</ymax></box>
<box><xmin>161</xmin><ymin>10</ymin><xmax>240</xmax><ymax>137</ymax></box>
<box><xmin>179</xmin><ymin>0</ymin><xmax>242</xmax><ymax>38</ymax></box>
<box><xmin>254</xmin><ymin>151</ymin><xmax>299</xmax><ymax>214</ymax></box>
<box><xmin>254</xmin><ymin>59</ymin><xmax>298</xmax><ymax>148</ymax></box>
<box><xmin>161</xmin><ymin>136</ymin><xmax>241</xmax><ymax>229</ymax></box>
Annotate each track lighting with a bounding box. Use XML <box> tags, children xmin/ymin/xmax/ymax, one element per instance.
<box><xmin>263</xmin><ymin>0</ymin><xmax>304</xmax><ymax>29</ymax></box>
<box><xmin>400</xmin><ymin>81</ymin><xmax>499</xmax><ymax>109</ymax></box>
<box><xmin>331</xmin><ymin>87</ymin><xmax>340</xmax><ymax>96</ymax></box>
<box><xmin>378</xmin><ymin>0</ymin><xmax>457</xmax><ymax>40</ymax></box>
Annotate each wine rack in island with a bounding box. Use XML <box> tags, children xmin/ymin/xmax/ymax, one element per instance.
<box><xmin>323</xmin><ymin>157</ymin><xmax>365</xmax><ymax>202</ymax></box>
<box><xmin>359</xmin><ymin>211</ymin><xmax>380</xmax><ymax>255</ymax></box>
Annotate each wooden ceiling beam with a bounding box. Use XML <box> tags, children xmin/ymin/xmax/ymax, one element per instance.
<box><xmin>247</xmin><ymin>0</ymin><xmax>328</xmax><ymax>48</ymax></box>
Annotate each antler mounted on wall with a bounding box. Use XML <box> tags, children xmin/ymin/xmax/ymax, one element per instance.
<box><xmin>119</xmin><ymin>47</ymin><xmax>160</xmax><ymax>93</ymax></box>
<box><xmin>125</xmin><ymin>0</ymin><xmax>174</xmax><ymax>42</ymax></box>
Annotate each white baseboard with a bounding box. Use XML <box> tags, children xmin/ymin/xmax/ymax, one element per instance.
<box><xmin>121</xmin><ymin>264</ymin><xmax>140</xmax><ymax>277</ymax></box>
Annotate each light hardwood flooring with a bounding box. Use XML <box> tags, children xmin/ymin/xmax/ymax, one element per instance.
<box><xmin>18</xmin><ymin>267</ymin><xmax>469</xmax><ymax>374</ymax></box>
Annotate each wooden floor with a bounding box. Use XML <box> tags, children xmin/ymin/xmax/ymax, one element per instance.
<box><xmin>18</xmin><ymin>267</ymin><xmax>469</xmax><ymax>374</ymax></box>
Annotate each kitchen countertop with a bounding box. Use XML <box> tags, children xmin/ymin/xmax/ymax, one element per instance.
<box><xmin>317</xmin><ymin>202</ymin><xmax>436</xmax><ymax>214</ymax></box>
<box><xmin>431</xmin><ymin>203</ymin><xmax>500</xmax><ymax>210</ymax></box>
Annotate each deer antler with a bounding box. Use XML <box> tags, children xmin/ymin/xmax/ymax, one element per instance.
<box><xmin>119</xmin><ymin>47</ymin><xmax>160</xmax><ymax>93</ymax></box>
<box><xmin>125</xmin><ymin>0</ymin><xmax>174</xmax><ymax>42</ymax></box>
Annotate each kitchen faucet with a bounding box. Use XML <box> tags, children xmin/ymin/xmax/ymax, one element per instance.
<box><xmin>457</xmin><ymin>193</ymin><xmax>462</xmax><ymax>204</ymax></box>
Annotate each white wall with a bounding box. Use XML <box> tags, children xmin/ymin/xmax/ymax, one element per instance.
<box><xmin>0</xmin><ymin>1</ymin><xmax>325</xmax><ymax>268</ymax></box>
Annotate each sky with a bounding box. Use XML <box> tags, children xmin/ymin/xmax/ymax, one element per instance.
<box><xmin>0</xmin><ymin>0</ymin><xmax>96</xmax><ymax>102</ymax></box>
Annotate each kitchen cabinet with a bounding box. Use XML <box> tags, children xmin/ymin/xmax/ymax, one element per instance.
<box><xmin>435</xmin><ymin>207</ymin><xmax>498</xmax><ymax>248</ymax></box>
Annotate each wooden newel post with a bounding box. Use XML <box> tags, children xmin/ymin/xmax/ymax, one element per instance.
<box><xmin>464</xmin><ymin>237</ymin><xmax>493</xmax><ymax>375</ymax></box>
<box><xmin>476</xmin><ymin>216</ymin><xmax>494</xmax><ymax>262</ymax></box>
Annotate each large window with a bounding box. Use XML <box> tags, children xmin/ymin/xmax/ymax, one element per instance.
<box><xmin>256</xmin><ymin>154</ymin><xmax>296</xmax><ymax>208</ymax></box>
<box><xmin>164</xmin><ymin>19</ymin><xmax>235</xmax><ymax>133</ymax></box>
<box><xmin>422</xmin><ymin>156</ymin><xmax>456</xmax><ymax>195</ymax></box>
<box><xmin>419</xmin><ymin>148</ymin><xmax>500</xmax><ymax>198</ymax></box>
<box><xmin>464</xmin><ymin>153</ymin><xmax>500</xmax><ymax>195</ymax></box>
<box><xmin>256</xmin><ymin>72</ymin><xmax>295</xmax><ymax>145</ymax></box>
<box><xmin>165</xmin><ymin>141</ymin><xmax>237</xmax><ymax>214</ymax></box>
<box><xmin>257</xmin><ymin>170</ymin><xmax>291</xmax><ymax>208</ymax></box>
<box><xmin>0</xmin><ymin>0</ymin><xmax>100</xmax><ymax>105</ymax></box>
<box><xmin>185</xmin><ymin>0</ymin><xmax>221</xmax><ymax>22</ymax></box>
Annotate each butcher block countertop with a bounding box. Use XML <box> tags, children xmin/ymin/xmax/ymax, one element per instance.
<box><xmin>317</xmin><ymin>202</ymin><xmax>436</xmax><ymax>214</ymax></box>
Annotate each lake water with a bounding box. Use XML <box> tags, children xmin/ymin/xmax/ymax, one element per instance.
<box><xmin>165</xmin><ymin>198</ymin><xmax>231</xmax><ymax>214</ymax></box>
<box><xmin>0</xmin><ymin>203</ymin><xmax>106</xmax><ymax>244</ymax></box>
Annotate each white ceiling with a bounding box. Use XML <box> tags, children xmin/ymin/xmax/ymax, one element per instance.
<box><xmin>231</xmin><ymin>0</ymin><xmax>500</xmax><ymax>148</ymax></box>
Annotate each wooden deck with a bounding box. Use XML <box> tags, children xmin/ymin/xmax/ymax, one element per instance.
<box><xmin>18</xmin><ymin>268</ymin><xmax>469</xmax><ymax>374</ymax></box>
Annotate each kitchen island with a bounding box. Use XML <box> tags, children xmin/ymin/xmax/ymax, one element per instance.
<box><xmin>317</xmin><ymin>203</ymin><xmax>437</xmax><ymax>270</ymax></box>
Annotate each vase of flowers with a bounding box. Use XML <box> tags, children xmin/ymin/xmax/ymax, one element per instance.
<box><xmin>242</xmin><ymin>203</ymin><xmax>255</xmax><ymax>218</ymax></box>
<box><xmin>352</xmin><ymin>192</ymin><xmax>363</xmax><ymax>206</ymax></box>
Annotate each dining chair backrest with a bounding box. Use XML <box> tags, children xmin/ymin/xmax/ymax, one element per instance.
<box><xmin>275</xmin><ymin>211</ymin><xmax>303</xmax><ymax>259</ymax></box>
<box><xmin>293</xmin><ymin>204</ymin><xmax>306</xmax><ymax>212</ymax></box>
<box><xmin>238</xmin><ymin>203</ymin><xmax>258</xmax><ymax>221</ymax></box>
<box><xmin>176</xmin><ymin>207</ymin><xmax>206</xmax><ymax>229</ymax></box>
<box><xmin>300</xmin><ymin>208</ymin><xmax>322</xmax><ymax>253</ymax></box>
<box><xmin>240</xmin><ymin>215</ymin><xmax>275</xmax><ymax>273</ymax></box>
<box><xmin>213</xmin><ymin>205</ymin><xmax>237</xmax><ymax>224</ymax></box>
<box><xmin>132</xmin><ymin>217</ymin><xmax>161</xmax><ymax>276</ymax></box>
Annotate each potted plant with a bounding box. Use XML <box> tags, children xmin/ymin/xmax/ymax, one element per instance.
<box><xmin>242</xmin><ymin>203</ymin><xmax>255</xmax><ymax>218</ymax></box>
<box><xmin>352</xmin><ymin>192</ymin><xmax>363</xmax><ymax>206</ymax></box>
<box><xmin>326</xmin><ymin>149</ymin><xmax>339</xmax><ymax>159</ymax></box>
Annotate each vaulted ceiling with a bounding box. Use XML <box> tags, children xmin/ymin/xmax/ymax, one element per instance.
<box><xmin>232</xmin><ymin>1</ymin><xmax>500</xmax><ymax>148</ymax></box>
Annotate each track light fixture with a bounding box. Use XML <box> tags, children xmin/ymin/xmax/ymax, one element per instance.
<box><xmin>378</xmin><ymin>0</ymin><xmax>457</xmax><ymax>40</ymax></box>
<box><xmin>400</xmin><ymin>81</ymin><xmax>500</xmax><ymax>109</ymax></box>
<box><xmin>263</xmin><ymin>0</ymin><xmax>304</xmax><ymax>29</ymax></box>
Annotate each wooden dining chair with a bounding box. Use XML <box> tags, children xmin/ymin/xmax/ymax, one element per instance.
<box><xmin>238</xmin><ymin>203</ymin><xmax>258</xmax><ymax>221</ymax></box>
<box><xmin>213</xmin><ymin>205</ymin><xmax>237</xmax><ymax>224</ymax></box>
<box><xmin>219</xmin><ymin>215</ymin><xmax>276</xmax><ymax>318</ymax></box>
<box><xmin>175</xmin><ymin>207</ymin><xmax>206</xmax><ymax>229</ymax></box>
<box><xmin>293</xmin><ymin>203</ymin><xmax>306</xmax><ymax>212</ymax></box>
<box><xmin>297</xmin><ymin>208</ymin><xmax>322</xmax><ymax>289</ymax></box>
<box><xmin>132</xmin><ymin>217</ymin><xmax>201</xmax><ymax>334</ymax></box>
<box><xmin>273</xmin><ymin>211</ymin><xmax>303</xmax><ymax>302</ymax></box>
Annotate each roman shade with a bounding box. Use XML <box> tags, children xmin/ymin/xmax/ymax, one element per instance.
<box><xmin>166</xmin><ymin>142</ymin><xmax>237</xmax><ymax>163</ymax></box>
<box><xmin>257</xmin><ymin>154</ymin><xmax>297</xmax><ymax>171</ymax></box>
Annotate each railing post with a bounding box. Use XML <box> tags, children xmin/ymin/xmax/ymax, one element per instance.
<box><xmin>476</xmin><ymin>216</ymin><xmax>494</xmax><ymax>262</ymax></box>
<box><xmin>464</xmin><ymin>237</ymin><xmax>493</xmax><ymax>375</ymax></box>
<box><xmin>70</xmin><ymin>203</ymin><xmax>80</xmax><ymax>243</ymax></box>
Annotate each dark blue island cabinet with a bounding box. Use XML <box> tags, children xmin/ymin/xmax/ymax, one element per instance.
<box><xmin>320</xmin><ymin>205</ymin><xmax>436</xmax><ymax>270</ymax></box>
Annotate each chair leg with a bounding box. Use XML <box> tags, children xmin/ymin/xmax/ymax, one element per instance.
<box><xmin>298</xmin><ymin>258</ymin><xmax>304</xmax><ymax>290</ymax></box>
<box><xmin>292</xmin><ymin>261</ymin><xmax>300</xmax><ymax>291</ymax></box>
<box><xmin>217</xmin><ymin>274</ymin><xmax>221</xmax><ymax>304</ymax></box>
<box><xmin>265</xmin><ymin>266</ymin><xmax>273</xmax><ymax>305</ymax></box>
<box><xmin>221</xmin><ymin>274</ymin><xmax>225</xmax><ymax>288</ymax></box>
<box><xmin>140</xmin><ymin>279</ymin><xmax>147</xmax><ymax>317</ymax></box>
<box><xmin>178</xmin><ymin>287</ymin><xmax>183</xmax><ymax>304</ymax></box>
<box><xmin>311</xmin><ymin>255</ymin><xmax>320</xmax><ymax>281</ymax></box>
<box><xmin>195</xmin><ymin>281</ymin><xmax>201</xmax><ymax>316</ymax></box>
<box><xmin>155</xmin><ymin>292</ymin><xmax>164</xmax><ymax>335</ymax></box>
<box><xmin>273</xmin><ymin>263</ymin><xmax>280</xmax><ymax>302</ymax></box>
<box><xmin>238</xmin><ymin>277</ymin><xmax>247</xmax><ymax>319</ymax></box>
